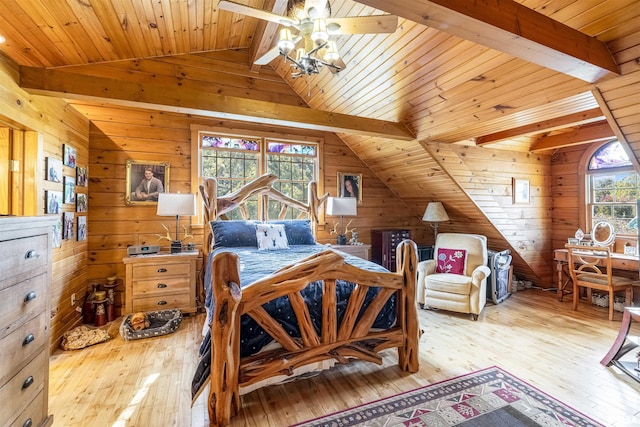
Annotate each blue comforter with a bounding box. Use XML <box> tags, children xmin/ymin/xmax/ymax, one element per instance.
<box><xmin>203</xmin><ymin>244</ymin><xmax>395</xmax><ymax>357</ymax></box>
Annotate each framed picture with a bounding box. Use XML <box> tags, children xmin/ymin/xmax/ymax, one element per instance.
<box><xmin>567</xmin><ymin>238</ymin><xmax>580</xmax><ymax>245</ymax></box>
<box><xmin>64</xmin><ymin>176</ymin><xmax>76</xmax><ymax>204</ymax></box>
<box><xmin>624</xmin><ymin>245</ymin><xmax>637</xmax><ymax>256</ymax></box>
<box><xmin>52</xmin><ymin>216</ymin><xmax>62</xmax><ymax>248</ymax></box>
<box><xmin>76</xmin><ymin>193</ymin><xmax>88</xmax><ymax>212</ymax></box>
<box><xmin>513</xmin><ymin>178</ymin><xmax>530</xmax><ymax>204</ymax></box>
<box><xmin>46</xmin><ymin>157</ymin><xmax>62</xmax><ymax>183</ymax></box>
<box><xmin>46</xmin><ymin>190</ymin><xmax>62</xmax><ymax>214</ymax></box>
<box><xmin>77</xmin><ymin>216</ymin><xmax>87</xmax><ymax>241</ymax></box>
<box><xmin>76</xmin><ymin>166</ymin><xmax>88</xmax><ymax>187</ymax></box>
<box><xmin>125</xmin><ymin>160</ymin><xmax>170</xmax><ymax>205</ymax></box>
<box><xmin>337</xmin><ymin>172</ymin><xmax>363</xmax><ymax>205</ymax></box>
<box><xmin>63</xmin><ymin>144</ymin><xmax>77</xmax><ymax>168</ymax></box>
<box><xmin>63</xmin><ymin>212</ymin><xmax>74</xmax><ymax>240</ymax></box>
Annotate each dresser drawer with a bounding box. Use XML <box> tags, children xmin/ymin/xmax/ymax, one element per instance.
<box><xmin>9</xmin><ymin>389</ymin><xmax>46</xmax><ymax>427</ymax></box>
<box><xmin>0</xmin><ymin>234</ymin><xmax>48</xmax><ymax>286</ymax></box>
<box><xmin>0</xmin><ymin>351</ymin><xmax>46</xmax><ymax>424</ymax></box>
<box><xmin>132</xmin><ymin>262</ymin><xmax>191</xmax><ymax>279</ymax></box>
<box><xmin>0</xmin><ymin>312</ymin><xmax>46</xmax><ymax>385</ymax></box>
<box><xmin>132</xmin><ymin>293</ymin><xmax>191</xmax><ymax>312</ymax></box>
<box><xmin>133</xmin><ymin>277</ymin><xmax>191</xmax><ymax>296</ymax></box>
<box><xmin>0</xmin><ymin>275</ymin><xmax>47</xmax><ymax>331</ymax></box>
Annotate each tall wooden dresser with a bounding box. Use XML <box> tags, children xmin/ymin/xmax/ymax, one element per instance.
<box><xmin>1</xmin><ymin>216</ymin><xmax>55</xmax><ymax>427</ymax></box>
<box><xmin>371</xmin><ymin>229</ymin><xmax>412</xmax><ymax>272</ymax></box>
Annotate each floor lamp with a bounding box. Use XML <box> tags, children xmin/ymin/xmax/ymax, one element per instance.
<box><xmin>157</xmin><ymin>193</ymin><xmax>196</xmax><ymax>253</ymax></box>
<box><xmin>423</xmin><ymin>202</ymin><xmax>449</xmax><ymax>243</ymax></box>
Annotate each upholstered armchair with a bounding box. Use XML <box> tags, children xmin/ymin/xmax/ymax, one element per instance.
<box><xmin>417</xmin><ymin>233</ymin><xmax>491</xmax><ymax>320</ymax></box>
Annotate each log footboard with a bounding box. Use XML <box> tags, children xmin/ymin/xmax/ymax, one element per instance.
<box><xmin>207</xmin><ymin>240</ymin><xmax>419</xmax><ymax>426</ymax></box>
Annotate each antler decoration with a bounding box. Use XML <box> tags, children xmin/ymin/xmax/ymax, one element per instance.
<box><xmin>181</xmin><ymin>225</ymin><xmax>194</xmax><ymax>242</ymax></box>
<box><xmin>344</xmin><ymin>221</ymin><xmax>356</xmax><ymax>235</ymax></box>
<box><xmin>155</xmin><ymin>224</ymin><xmax>173</xmax><ymax>242</ymax></box>
<box><xmin>329</xmin><ymin>219</ymin><xmax>353</xmax><ymax>235</ymax></box>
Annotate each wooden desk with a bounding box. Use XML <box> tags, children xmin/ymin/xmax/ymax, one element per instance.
<box><xmin>600</xmin><ymin>307</ymin><xmax>640</xmax><ymax>383</ymax></box>
<box><xmin>553</xmin><ymin>248</ymin><xmax>639</xmax><ymax>301</ymax></box>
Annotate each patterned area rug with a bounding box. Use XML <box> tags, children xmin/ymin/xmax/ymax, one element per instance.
<box><xmin>293</xmin><ymin>366</ymin><xmax>604</xmax><ymax>427</ymax></box>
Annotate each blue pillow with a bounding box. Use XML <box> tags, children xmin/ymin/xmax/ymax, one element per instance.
<box><xmin>210</xmin><ymin>220</ymin><xmax>258</xmax><ymax>248</ymax></box>
<box><xmin>270</xmin><ymin>219</ymin><xmax>316</xmax><ymax>245</ymax></box>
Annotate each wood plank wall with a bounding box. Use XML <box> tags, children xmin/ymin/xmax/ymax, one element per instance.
<box><xmin>0</xmin><ymin>53</ymin><xmax>90</xmax><ymax>354</ymax></box>
<box><xmin>71</xmin><ymin>102</ymin><xmax>425</xmax><ymax>324</ymax></box>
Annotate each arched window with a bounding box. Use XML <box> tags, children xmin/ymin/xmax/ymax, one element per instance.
<box><xmin>586</xmin><ymin>140</ymin><xmax>638</xmax><ymax>234</ymax></box>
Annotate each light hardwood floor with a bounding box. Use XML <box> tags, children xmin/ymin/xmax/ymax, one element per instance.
<box><xmin>48</xmin><ymin>289</ymin><xmax>640</xmax><ymax>426</ymax></box>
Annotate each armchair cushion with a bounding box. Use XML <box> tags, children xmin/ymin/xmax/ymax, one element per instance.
<box><xmin>436</xmin><ymin>248</ymin><xmax>467</xmax><ymax>274</ymax></box>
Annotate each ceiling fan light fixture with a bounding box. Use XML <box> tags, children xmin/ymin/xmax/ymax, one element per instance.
<box><xmin>278</xmin><ymin>28</ymin><xmax>295</xmax><ymax>55</ymax></box>
<box><xmin>323</xmin><ymin>40</ymin><xmax>339</xmax><ymax>62</ymax></box>
<box><xmin>311</xmin><ymin>18</ymin><xmax>328</xmax><ymax>45</ymax></box>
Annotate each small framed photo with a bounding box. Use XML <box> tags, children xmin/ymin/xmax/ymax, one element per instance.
<box><xmin>337</xmin><ymin>172</ymin><xmax>363</xmax><ymax>205</ymax></box>
<box><xmin>76</xmin><ymin>166</ymin><xmax>87</xmax><ymax>187</ymax></box>
<box><xmin>63</xmin><ymin>176</ymin><xmax>76</xmax><ymax>204</ymax></box>
<box><xmin>46</xmin><ymin>190</ymin><xmax>62</xmax><ymax>214</ymax></box>
<box><xmin>624</xmin><ymin>245</ymin><xmax>637</xmax><ymax>256</ymax></box>
<box><xmin>513</xmin><ymin>178</ymin><xmax>530</xmax><ymax>204</ymax></box>
<box><xmin>52</xmin><ymin>216</ymin><xmax>62</xmax><ymax>248</ymax></box>
<box><xmin>77</xmin><ymin>216</ymin><xmax>87</xmax><ymax>241</ymax></box>
<box><xmin>63</xmin><ymin>212</ymin><xmax>75</xmax><ymax>240</ymax></box>
<box><xmin>46</xmin><ymin>157</ymin><xmax>62</xmax><ymax>183</ymax></box>
<box><xmin>63</xmin><ymin>144</ymin><xmax>77</xmax><ymax>168</ymax></box>
<box><xmin>125</xmin><ymin>160</ymin><xmax>169</xmax><ymax>205</ymax></box>
<box><xmin>567</xmin><ymin>238</ymin><xmax>580</xmax><ymax>245</ymax></box>
<box><xmin>76</xmin><ymin>193</ymin><xmax>88</xmax><ymax>212</ymax></box>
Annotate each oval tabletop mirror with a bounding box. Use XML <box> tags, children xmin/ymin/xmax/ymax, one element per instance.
<box><xmin>592</xmin><ymin>221</ymin><xmax>615</xmax><ymax>246</ymax></box>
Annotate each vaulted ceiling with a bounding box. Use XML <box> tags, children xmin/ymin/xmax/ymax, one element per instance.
<box><xmin>1</xmin><ymin>0</ymin><xmax>639</xmax><ymax>284</ymax></box>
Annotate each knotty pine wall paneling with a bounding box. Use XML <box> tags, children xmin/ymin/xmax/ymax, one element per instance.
<box><xmin>75</xmin><ymin>102</ymin><xmax>421</xmax><ymax>318</ymax></box>
<box><xmin>0</xmin><ymin>53</ymin><xmax>90</xmax><ymax>353</ymax></box>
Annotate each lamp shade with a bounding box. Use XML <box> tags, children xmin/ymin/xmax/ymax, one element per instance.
<box><xmin>422</xmin><ymin>202</ymin><xmax>449</xmax><ymax>222</ymax></box>
<box><xmin>156</xmin><ymin>193</ymin><xmax>196</xmax><ymax>216</ymax></box>
<box><xmin>326</xmin><ymin>197</ymin><xmax>357</xmax><ymax>216</ymax></box>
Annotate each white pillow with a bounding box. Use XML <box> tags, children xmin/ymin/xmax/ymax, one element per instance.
<box><xmin>256</xmin><ymin>223</ymin><xmax>289</xmax><ymax>251</ymax></box>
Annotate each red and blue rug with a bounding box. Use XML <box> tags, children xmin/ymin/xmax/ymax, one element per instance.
<box><xmin>293</xmin><ymin>366</ymin><xmax>604</xmax><ymax>426</ymax></box>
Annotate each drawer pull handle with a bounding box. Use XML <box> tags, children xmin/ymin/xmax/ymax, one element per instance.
<box><xmin>22</xmin><ymin>418</ymin><xmax>33</xmax><ymax>427</ymax></box>
<box><xmin>157</xmin><ymin>300</ymin><xmax>167</xmax><ymax>305</ymax></box>
<box><xmin>157</xmin><ymin>283</ymin><xmax>167</xmax><ymax>288</ymax></box>
<box><xmin>22</xmin><ymin>375</ymin><xmax>34</xmax><ymax>390</ymax></box>
<box><xmin>24</xmin><ymin>250</ymin><xmax>39</xmax><ymax>259</ymax></box>
<box><xmin>157</xmin><ymin>268</ymin><xmax>167</xmax><ymax>273</ymax></box>
<box><xmin>23</xmin><ymin>333</ymin><xmax>35</xmax><ymax>346</ymax></box>
<box><xmin>24</xmin><ymin>292</ymin><xmax>37</xmax><ymax>303</ymax></box>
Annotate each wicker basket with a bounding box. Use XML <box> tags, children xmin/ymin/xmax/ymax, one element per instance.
<box><xmin>119</xmin><ymin>309</ymin><xmax>183</xmax><ymax>341</ymax></box>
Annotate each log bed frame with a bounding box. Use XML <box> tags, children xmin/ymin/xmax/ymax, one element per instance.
<box><xmin>199</xmin><ymin>173</ymin><xmax>420</xmax><ymax>426</ymax></box>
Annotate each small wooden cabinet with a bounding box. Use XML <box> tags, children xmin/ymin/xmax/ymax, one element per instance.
<box><xmin>330</xmin><ymin>244</ymin><xmax>371</xmax><ymax>260</ymax></box>
<box><xmin>371</xmin><ymin>229</ymin><xmax>411</xmax><ymax>272</ymax></box>
<box><xmin>0</xmin><ymin>216</ymin><xmax>56</xmax><ymax>427</ymax></box>
<box><xmin>123</xmin><ymin>251</ymin><xmax>198</xmax><ymax>315</ymax></box>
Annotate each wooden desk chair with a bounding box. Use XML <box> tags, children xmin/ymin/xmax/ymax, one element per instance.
<box><xmin>565</xmin><ymin>244</ymin><xmax>635</xmax><ymax>320</ymax></box>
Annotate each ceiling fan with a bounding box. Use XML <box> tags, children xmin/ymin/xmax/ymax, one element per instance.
<box><xmin>218</xmin><ymin>0</ymin><xmax>398</xmax><ymax>78</ymax></box>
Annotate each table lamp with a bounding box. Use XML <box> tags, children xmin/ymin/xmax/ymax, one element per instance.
<box><xmin>423</xmin><ymin>201</ymin><xmax>449</xmax><ymax>242</ymax></box>
<box><xmin>157</xmin><ymin>193</ymin><xmax>196</xmax><ymax>253</ymax></box>
<box><xmin>326</xmin><ymin>197</ymin><xmax>357</xmax><ymax>245</ymax></box>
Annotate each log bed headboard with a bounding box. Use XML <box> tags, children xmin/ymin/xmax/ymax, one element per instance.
<box><xmin>199</xmin><ymin>173</ymin><xmax>329</xmax><ymax>256</ymax></box>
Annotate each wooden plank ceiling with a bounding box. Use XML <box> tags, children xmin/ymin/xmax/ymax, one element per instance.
<box><xmin>1</xmin><ymin>0</ymin><xmax>639</xmax><ymax>285</ymax></box>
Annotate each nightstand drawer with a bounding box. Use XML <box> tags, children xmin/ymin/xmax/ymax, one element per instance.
<box><xmin>0</xmin><ymin>274</ymin><xmax>47</xmax><ymax>331</ymax></box>
<box><xmin>0</xmin><ymin>311</ymin><xmax>46</xmax><ymax>385</ymax></box>
<box><xmin>0</xmin><ymin>351</ymin><xmax>46</xmax><ymax>423</ymax></box>
<box><xmin>134</xmin><ymin>277</ymin><xmax>191</xmax><ymax>296</ymax></box>
<box><xmin>132</xmin><ymin>262</ymin><xmax>191</xmax><ymax>279</ymax></box>
<box><xmin>0</xmin><ymin>234</ymin><xmax>48</xmax><ymax>286</ymax></box>
<box><xmin>132</xmin><ymin>293</ymin><xmax>192</xmax><ymax>312</ymax></box>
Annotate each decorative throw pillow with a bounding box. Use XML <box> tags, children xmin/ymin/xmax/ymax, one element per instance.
<box><xmin>270</xmin><ymin>219</ymin><xmax>316</xmax><ymax>245</ymax></box>
<box><xmin>436</xmin><ymin>248</ymin><xmax>467</xmax><ymax>275</ymax></box>
<box><xmin>256</xmin><ymin>223</ymin><xmax>289</xmax><ymax>250</ymax></box>
<box><xmin>210</xmin><ymin>220</ymin><xmax>258</xmax><ymax>248</ymax></box>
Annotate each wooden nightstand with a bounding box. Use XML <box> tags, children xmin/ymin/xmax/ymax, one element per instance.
<box><xmin>123</xmin><ymin>251</ymin><xmax>198</xmax><ymax>315</ymax></box>
<box><xmin>330</xmin><ymin>244</ymin><xmax>372</xmax><ymax>261</ymax></box>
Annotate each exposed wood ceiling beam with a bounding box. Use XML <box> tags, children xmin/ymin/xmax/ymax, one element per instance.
<box><xmin>248</xmin><ymin>0</ymin><xmax>288</xmax><ymax>72</ymax></box>
<box><xmin>19</xmin><ymin>66</ymin><xmax>415</xmax><ymax>141</ymax></box>
<box><xmin>475</xmin><ymin>108</ymin><xmax>605</xmax><ymax>146</ymax></box>
<box><xmin>355</xmin><ymin>0</ymin><xmax>619</xmax><ymax>83</ymax></box>
<box><xmin>528</xmin><ymin>120</ymin><xmax>614</xmax><ymax>153</ymax></box>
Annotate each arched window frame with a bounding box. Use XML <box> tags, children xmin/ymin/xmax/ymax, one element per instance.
<box><xmin>584</xmin><ymin>140</ymin><xmax>638</xmax><ymax>237</ymax></box>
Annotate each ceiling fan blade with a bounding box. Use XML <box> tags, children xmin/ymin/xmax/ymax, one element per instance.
<box><xmin>254</xmin><ymin>46</ymin><xmax>282</xmax><ymax>65</ymax></box>
<box><xmin>218</xmin><ymin>0</ymin><xmax>295</xmax><ymax>26</ymax></box>
<box><xmin>304</xmin><ymin>0</ymin><xmax>328</xmax><ymax>19</ymax></box>
<box><xmin>327</xmin><ymin>15</ymin><xmax>398</xmax><ymax>34</ymax></box>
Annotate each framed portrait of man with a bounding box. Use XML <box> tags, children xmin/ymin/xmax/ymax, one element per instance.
<box><xmin>337</xmin><ymin>172</ymin><xmax>363</xmax><ymax>205</ymax></box>
<box><xmin>125</xmin><ymin>160</ymin><xmax>170</xmax><ymax>205</ymax></box>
